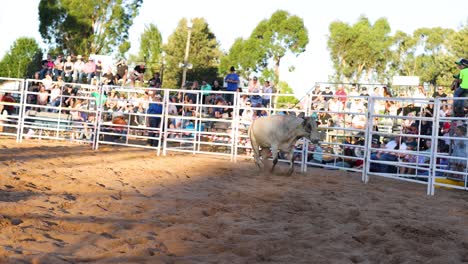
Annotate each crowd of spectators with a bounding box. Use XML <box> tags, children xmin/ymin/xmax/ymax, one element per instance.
<box><xmin>1</xmin><ymin>56</ymin><xmax>467</xmax><ymax>179</ymax></box>
<box><xmin>306</xmin><ymin>81</ymin><xmax>467</xmax><ymax>180</ymax></box>
<box><xmin>36</xmin><ymin>54</ymin><xmax>152</xmax><ymax>87</ymax></box>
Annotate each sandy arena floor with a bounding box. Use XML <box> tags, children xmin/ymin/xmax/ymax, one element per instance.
<box><xmin>0</xmin><ymin>138</ymin><xmax>467</xmax><ymax>264</ymax></box>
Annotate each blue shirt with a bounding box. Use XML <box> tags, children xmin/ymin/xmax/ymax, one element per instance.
<box><xmin>224</xmin><ymin>73</ymin><xmax>240</xmax><ymax>91</ymax></box>
<box><xmin>148</xmin><ymin>102</ymin><xmax>163</xmax><ymax>115</ymax></box>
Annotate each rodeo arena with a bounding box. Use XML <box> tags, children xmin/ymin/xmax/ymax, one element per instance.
<box><xmin>1</xmin><ymin>62</ymin><xmax>468</xmax><ymax>262</ymax></box>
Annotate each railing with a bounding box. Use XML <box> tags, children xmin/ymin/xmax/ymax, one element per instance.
<box><xmin>1</xmin><ymin>77</ymin><xmax>466</xmax><ymax>195</ymax></box>
<box><xmin>0</xmin><ymin>78</ymin><xmax>25</xmax><ymax>141</ymax></box>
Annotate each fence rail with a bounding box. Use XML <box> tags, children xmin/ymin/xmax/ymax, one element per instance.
<box><xmin>1</xmin><ymin>78</ymin><xmax>467</xmax><ymax>195</ymax></box>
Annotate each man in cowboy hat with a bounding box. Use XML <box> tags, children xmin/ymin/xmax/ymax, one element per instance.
<box><xmin>73</xmin><ymin>55</ymin><xmax>85</xmax><ymax>83</ymax></box>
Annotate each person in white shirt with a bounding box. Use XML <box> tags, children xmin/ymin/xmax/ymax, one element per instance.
<box><xmin>261</xmin><ymin>81</ymin><xmax>273</xmax><ymax>107</ymax></box>
<box><xmin>73</xmin><ymin>55</ymin><xmax>85</xmax><ymax>83</ymax></box>
<box><xmin>49</xmin><ymin>84</ymin><xmax>62</xmax><ymax>111</ymax></box>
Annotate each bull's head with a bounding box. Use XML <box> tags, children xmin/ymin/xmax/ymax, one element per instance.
<box><xmin>302</xmin><ymin>117</ymin><xmax>320</xmax><ymax>144</ymax></box>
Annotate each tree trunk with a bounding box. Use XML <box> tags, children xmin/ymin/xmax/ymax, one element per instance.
<box><xmin>274</xmin><ymin>56</ymin><xmax>281</xmax><ymax>107</ymax></box>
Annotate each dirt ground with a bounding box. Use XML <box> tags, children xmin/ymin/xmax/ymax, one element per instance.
<box><xmin>0</xmin><ymin>138</ymin><xmax>467</xmax><ymax>264</ymax></box>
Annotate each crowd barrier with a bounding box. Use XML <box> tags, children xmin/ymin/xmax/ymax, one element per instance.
<box><xmin>1</xmin><ymin>77</ymin><xmax>466</xmax><ymax>195</ymax></box>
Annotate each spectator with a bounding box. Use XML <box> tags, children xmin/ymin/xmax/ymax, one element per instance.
<box><xmin>322</xmin><ymin>86</ymin><xmax>333</xmax><ymax>103</ymax></box>
<box><xmin>73</xmin><ymin>55</ymin><xmax>85</xmax><ymax>83</ymax></box>
<box><xmin>95</xmin><ymin>60</ymin><xmax>103</xmax><ymax>83</ymax></box>
<box><xmin>351</xmin><ymin>108</ymin><xmax>366</xmax><ymax>129</ymax></box>
<box><xmin>240</xmin><ymin>101</ymin><xmax>254</xmax><ymax>126</ymax></box>
<box><xmin>212</xmin><ymin>80</ymin><xmax>223</xmax><ymax>91</ymax></box>
<box><xmin>186</xmin><ymin>81</ymin><xmax>199</xmax><ymax>104</ymax></box>
<box><xmin>83</xmin><ymin>58</ymin><xmax>96</xmax><ymax>84</ymax></box>
<box><xmin>262</xmin><ymin>80</ymin><xmax>273</xmax><ymax>107</ymax></box>
<box><xmin>37</xmin><ymin>84</ymin><xmax>49</xmax><ymax>109</ymax></box>
<box><xmin>453</xmin><ymin>58</ymin><xmax>468</xmax><ymax>117</ymax></box>
<box><xmin>349</xmin><ymin>85</ymin><xmax>358</xmax><ymax>96</ymax></box>
<box><xmin>413</xmin><ymin>85</ymin><xmax>427</xmax><ymax>107</ymax></box>
<box><xmin>370</xmin><ymin>136</ymin><xmax>407</xmax><ymax>173</ymax></box>
<box><xmin>449</xmin><ymin>125</ymin><xmax>467</xmax><ymax>180</ymax></box>
<box><xmin>53</xmin><ymin>55</ymin><xmax>64</xmax><ymax>81</ymax></box>
<box><xmin>101</xmin><ymin>67</ymin><xmax>115</xmax><ymax>85</ymax></box>
<box><xmin>38</xmin><ymin>60</ymin><xmax>49</xmax><ymax>80</ymax></box>
<box><xmin>46</xmin><ymin>54</ymin><xmax>55</xmax><ymax>72</ymax></box>
<box><xmin>62</xmin><ymin>85</ymin><xmax>75</xmax><ymax>108</ymax></box>
<box><xmin>42</xmin><ymin>71</ymin><xmax>54</xmax><ymax>90</ymax></box>
<box><xmin>115</xmin><ymin>59</ymin><xmax>129</xmax><ymax>86</ymax></box>
<box><xmin>148</xmin><ymin>72</ymin><xmax>161</xmax><ymax>88</ymax></box>
<box><xmin>247</xmin><ymin>76</ymin><xmax>261</xmax><ymax>93</ymax></box>
<box><xmin>63</xmin><ymin>56</ymin><xmax>74</xmax><ymax>82</ymax></box>
<box><xmin>317</xmin><ymin>108</ymin><xmax>332</xmax><ymax>126</ymax></box>
<box><xmin>49</xmin><ymin>84</ymin><xmax>62</xmax><ymax>112</ymax></box>
<box><xmin>105</xmin><ymin>90</ymin><xmax>118</xmax><ymax>112</ymax></box>
<box><xmin>359</xmin><ymin>87</ymin><xmax>369</xmax><ymax>97</ymax></box>
<box><xmin>0</xmin><ymin>103</ymin><xmax>8</xmax><ymax>133</ymax></box>
<box><xmin>224</xmin><ymin>66</ymin><xmax>239</xmax><ymax>105</ymax></box>
<box><xmin>248</xmin><ymin>76</ymin><xmax>262</xmax><ymax>106</ymax></box>
<box><xmin>0</xmin><ymin>92</ymin><xmax>16</xmax><ymax>115</ymax></box>
<box><xmin>200</xmin><ymin>80</ymin><xmax>212</xmax><ymax>104</ymax></box>
<box><xmin>147</xmin><ymin>94</ymin><xmax>164</xmax><ymax>146</ymax></box>
<box><xmin>130</xmin><ymin>63</ymin><xmax>146</xmax><ymax>87</ymax></box>
<box><xmin>432</xmin><ymin>86</ymin><xmax>447</xmax><ymax>99</ymax></box>
<box><xmin>335</xmin><ymin>84</ymin><xmax>347</xmax><ymax>108</ymax></box>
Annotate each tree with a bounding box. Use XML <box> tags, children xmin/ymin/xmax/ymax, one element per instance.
<box><xmin>276</xmin><ymin>81</ymin><xmax>299</xmax><ymax>107</ymax></box>
<box><xmin>388</xmin><ymin>26</ymin><xmax>461</xmax><ymax>87</ymax></box>
<box><xmin>128</xmin><ymin>23</ymin><xmax>163</xmax><ymax>79</ymax></box>
<box><xmin>327</xmin><ymin>16</ymin><xmax>392</xmax><ymax>83</ymax></box>
<box><xmin>388</xmin><ymin>30</ymin><xmax>419</xmax><ymax>77</ymax></box>
<box><xmin>221</xmin><ymin>10</ymin><xmax>308</xmax><ymax>89</ymax></box>
<box><xmin>163</xmin><ymin>18</ymin><xmax>222</xmax><ymax>88</ymax></box>
<box><xmin>449</xmin><ymin>23</ymin><xmax>468</xmax><ymax>59</ymax></box>
<box><xmin>38</xmin><ymin>0</ymin><xmax>142</xmax><ymax>56</ymax></box>
<box><xmin>0</xmin><ymin>38</ymin><xmax>43</xmax><ymax>78</ymax></box>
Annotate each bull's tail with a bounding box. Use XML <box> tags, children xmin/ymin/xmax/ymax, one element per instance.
<box><xmin>248</xmin><ymin>121</ymin><xmax>262</xmax><ymax>170</ymax></box>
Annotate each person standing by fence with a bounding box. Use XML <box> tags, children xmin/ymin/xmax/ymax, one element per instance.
<box><xmin>147</xmin><ymin>94</ymin><xmax>163</xmax><ymax>147</ymax></box>
<box><xmin>224</xmin><ymin>66</ymin><xmax>239</xmax><ymax>105</ymax></box>
<box><xmin>453</xmin><ymin>58</ymin><xmax>468</xmax><ymax>117</ymax></box>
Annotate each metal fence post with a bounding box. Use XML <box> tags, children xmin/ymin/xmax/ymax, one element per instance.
<box><xmin>428</xmin><ymin>98</ymin><xmax>441</xmax><ymax>195</ymax></box>
<box><xmin>363</xmin><ymin>96</ymin><xmax>374</xmax><ymax>184</ymax></box>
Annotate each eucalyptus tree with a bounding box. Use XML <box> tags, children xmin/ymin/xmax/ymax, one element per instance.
<box><xmin>128</xmin><ymin>23</ymin><xmax>163</xmax><ymax>79</ymax></box>
<box><xmin>163</xmin><ymin>18</ymin><xmax>222</xmax><ymax>88</ymax></box>
<box><xmin>389</xmin><ymin>27</ymin><xmax>461</xmax><ymax>87</ymax></box>
<box><xmin>327</xmin><ymin>16</ymin><xmax>392</xmax><ymax>83</ymax></box>
<box><xmin>38</xmin><ymin>0</ymin><xmax>142</xmax><ymax>56</ymax></box>
<box><xmin>221</xmin><ymin>10</ymin><xmax>308</xmax><ymax>87</ymax></box>
<box><xmin>0</xmin><ymin>38</ymin><xmax>43</xmax><ymax>78</ymax></box>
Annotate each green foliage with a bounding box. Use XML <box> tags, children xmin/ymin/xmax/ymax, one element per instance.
<box><xmin>276</xmin><ymin>81</ymin><xmax>299</xmax><ymax>107</ymax></box>
<box><xmin>128</xmin><ymin>23</ymin><xmax>163</xmax><ymax>79</ymax></box>
<box><xmin>388</xmin><ymin>26</ymin><xmax>464</xmax><ymax>86</ymax></box>
<box><xmin>449</xmin><ymin>23</ymin><xmax>468</xmax><ymax>59</ymax></box>
<box><xmin>0</xmin><ymin>38</ymin><xmax>43</xmax><ymax>78</ymax></box>
<box><xmin>38</xmin><ymin>0</ymin><xmax>142</xmax><ymax>56</ymax></box>
<box><xmin>327</xmin><ymin>16</ymin><xmax>465</xmax><ymax>87</ymax></box>
<box><xmin>163</xmin><ymin>18</ymin><xmax>222</xmax><ymax>88</ymax></box>
<box><xmin>221</xmin><ymin>10</ymin><xmax>308</xmax><ymax>85</ymax></box>
<box><xmin>327</xmin><ymin>16</ymin><xmax>392</xmax><ymax>83</ymax></box>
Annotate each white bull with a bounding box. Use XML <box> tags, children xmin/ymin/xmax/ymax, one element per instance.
<box><xmin>248</xmin><ymin>114</ymin><xmax>320</xmax><ymax>175</ymax></box>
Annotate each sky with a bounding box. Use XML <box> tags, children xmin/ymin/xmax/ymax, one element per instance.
<box><xmin>0</xmin><ymin>0</ymin><xmax>466</xmax><ymax>97</ymax></box>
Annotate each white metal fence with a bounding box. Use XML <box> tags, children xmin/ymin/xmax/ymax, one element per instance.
<box><xmin>1</xmin><ymin>77</ymin><xmax>466</xmax><ymax>195</ymax></box>
<box><xmin>0</xmin><ymin>78</ymin><xmax>24</xmax><ymax>141</ymax></box>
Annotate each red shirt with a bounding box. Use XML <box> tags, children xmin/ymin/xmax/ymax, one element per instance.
<box><xmin>1</xmin><ymin>94</ymin><xmax>15</xmax><ymax>112</ymax></box>
<box><xmin>335</xmin><ymin>89</ymin><xmax>347</xmax><ymax>104</ymax></box>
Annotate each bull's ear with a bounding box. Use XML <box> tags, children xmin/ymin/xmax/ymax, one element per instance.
<box><xmin>297</xmin><ymin>112</ymin><xmax>305</xmax><ymax>118</ymax></box>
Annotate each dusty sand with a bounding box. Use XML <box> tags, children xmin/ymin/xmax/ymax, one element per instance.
<box><xmin>0</xmin><ymin>138</ymin><xmax>467</xmax><ymax>264</ymax></box>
